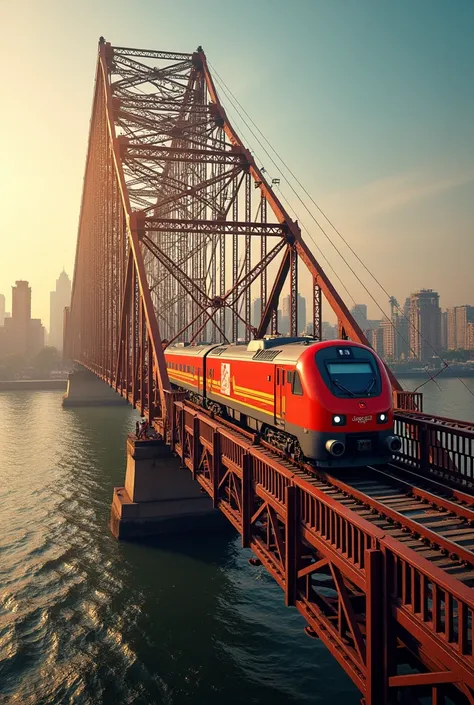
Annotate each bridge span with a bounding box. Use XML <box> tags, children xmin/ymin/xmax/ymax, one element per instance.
<box><xmin>64</xmin><ymin>39</ymin><xmax>474</xmax><ymax>705</ymax></box>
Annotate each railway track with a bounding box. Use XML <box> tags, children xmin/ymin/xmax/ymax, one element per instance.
<box><xmin>301</xmin><ymin>463</ymin><xmax>474</xmax><ymax>586</ymax></box>
<box><xmin>182</xmin><ymin>402</ymin><xmax>474</xmax><ymax>585</ymax></box>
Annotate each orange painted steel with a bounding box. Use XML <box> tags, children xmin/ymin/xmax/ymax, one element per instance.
<box><xmin>65</xmin><ymin>40</ymin><xmax>474</xmax><ymax>705</ymax></box>
<box><xmin>171</xmin><ymin>400</ymin><xmax>474</xmax><ymax>705</ymax></box>
<box><xmin>66</xmin><ymin>39</ymin><xmax>403</xmax><ymax>431</ymax></box>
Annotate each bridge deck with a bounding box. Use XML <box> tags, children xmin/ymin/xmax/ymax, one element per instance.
<box><xmin>157</xmin><ymin>399</ymin><xmax>474</xmax><ymax>705</ymax></box>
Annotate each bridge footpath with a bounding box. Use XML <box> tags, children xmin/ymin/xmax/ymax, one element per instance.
<box><xmin>110</xmin><ymin>395</ymin><xmax>474</xmax><ymax>705</ymax></box>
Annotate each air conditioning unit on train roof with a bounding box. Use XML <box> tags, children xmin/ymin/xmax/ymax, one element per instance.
<box><xmin>247</xmin><ymin>336</ymin><xmax>314</xmax><ymax>352</ymax></box>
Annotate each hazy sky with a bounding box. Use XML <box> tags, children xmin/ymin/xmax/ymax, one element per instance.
<box><xmin>0</xmin><ymin>0</ymin><xmax>473</xmax><ymax>328</ymax></box>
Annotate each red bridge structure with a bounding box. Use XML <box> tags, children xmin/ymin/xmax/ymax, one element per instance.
<box><xmin>65</xmin><ymin>40</ymin><xmax>474</xmax><ymax>705</ymax></box>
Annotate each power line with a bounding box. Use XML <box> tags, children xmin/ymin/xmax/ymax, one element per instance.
<box><xmin>209</xmin><ymin>62</ymin><xmax>474</xmax><ymax>399</ymax></box>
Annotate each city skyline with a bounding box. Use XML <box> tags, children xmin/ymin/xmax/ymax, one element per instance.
<box><xmin>1</xmin><ymin>0</ymin><xmax>473</xmax><ymax>325</ymax></box>
<box><xmin>0</xmin><ymin>270</ymin><xmax>71</xmax><ymax>338</ymax></box>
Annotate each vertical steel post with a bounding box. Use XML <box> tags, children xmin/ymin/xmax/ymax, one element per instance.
<box><xmin>260</xmin><ymin>193</ymin><xmax>267</xmax><ymax>337</ymax></box>
<box><xmin>313</xmin><ymin>279</ymin><xmax>322</xmax><ymax>340</ymax></box>
<box><xmin>365</xmin><ymin>549</ymin><xmax>386</xmax><ymax>705</ymax></box>
<box><xmin>241</xmin><ymin>453</ymin><xmax>252</xmax><ymax>547</ymax></box>
<box><xmin>285</xmin><ymin>485</ymin><xmax>298</xmax><ymax>606</ymax></box>
<box><xmin>290</xmin><ymin>246</ymin><xmax>298</xmax><ymax>337</ymax></box>
<box><xmin>212</xmin><ymin>430</ymin><xmax>221</xmax><ymax>509</ymax></box>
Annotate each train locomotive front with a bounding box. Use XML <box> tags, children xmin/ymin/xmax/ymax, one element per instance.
<box><xmin>290</xmin><ymin>340</ymin><xmax>401</xmax><ymax>467</ymax></box>
<box><xmin>164</xmin><ymin>337</ymin><xmax>401</xmax><ymax>468</ymax></box>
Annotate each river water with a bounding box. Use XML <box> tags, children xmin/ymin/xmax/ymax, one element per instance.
<box><xmin>1</xmin><ymin>378</ymin><xmax>473</xmax><ymax>705</ymax></box>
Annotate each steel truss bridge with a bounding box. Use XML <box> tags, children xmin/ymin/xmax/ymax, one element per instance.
<box><xmin>66</xmin><ymin>40</ymin><xmax>474</xmax><ymax>705</ymax></box>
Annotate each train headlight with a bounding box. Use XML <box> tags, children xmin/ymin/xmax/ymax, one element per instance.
<box><xmin>377</xmin><ymin>412</ymin><xmax>389</xmax><ymax>424</ymax></box>
<box><xmin>332</xmin><ymin>414</ymin><xmax>346</xmax><ymax>426</ymax></box>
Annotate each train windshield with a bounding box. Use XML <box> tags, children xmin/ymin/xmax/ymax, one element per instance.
<box><xmin>326</xmin><ymin>362</ymin><xmax>377</xmax><ymax>397</ymax></box>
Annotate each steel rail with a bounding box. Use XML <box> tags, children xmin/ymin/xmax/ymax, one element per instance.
<box><xmin>174</xmin><ymin>400</ymin><xmax>474</xmax><ymax>580</ymax></box>
<box><xmin>309</xmin><ymin>466</ymin><xmax>474</xmax><ymax>576</ymax></box>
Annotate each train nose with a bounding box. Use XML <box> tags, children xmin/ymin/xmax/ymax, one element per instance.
<box><xmin>326</xmin><ymin>439</ymin><xmax>345</xmax><ymax>457</ymax></box>
<box><xmin>386</xmin><ymin>435</ymin><xmax>402</xmax><ymax>453</ymax></box>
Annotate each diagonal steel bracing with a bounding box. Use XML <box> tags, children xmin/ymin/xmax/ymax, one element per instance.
<box><xmin>66</xmin><ymin>38</ymin><xmax>401</xmax><ymax>430</ymax></box>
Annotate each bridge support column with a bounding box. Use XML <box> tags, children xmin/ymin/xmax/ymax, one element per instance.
<box><xmin>110</xmin><ymin>436</ymin><xmax>225</xmax><ymax>540</ymax></box>
<box><xmin>63</xmin><ymin>367</ymin><xmax>127</xmax><ymax>407</ymax></box>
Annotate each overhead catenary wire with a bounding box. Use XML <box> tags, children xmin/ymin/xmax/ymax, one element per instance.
<box><xmin>208</xmin><ymin>66</ymin><xmax>423</xmax><ymax>380</ymax></box>
<box><xmin>209</xmin><ymin>61</ymin><xmax>474</xmax><ymax>399</ymax></box>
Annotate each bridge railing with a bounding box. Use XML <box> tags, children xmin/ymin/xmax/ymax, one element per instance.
<box><xmin>384</xmin><ymin>534</ymin><xmax>474</xmax><ymax>690</ymax></box>
<box><xmin>171</xmin><ymin>400</ymin><xmax>474</xmax><ymax>700</ymax></box>
<box><xmin>394</xmin><ymin>411</ymin><xmax>474</xmax><ymax>486</ymax></box>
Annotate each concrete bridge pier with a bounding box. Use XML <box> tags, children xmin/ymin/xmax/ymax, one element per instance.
<box><xmin>63</xmin><ymin>367</ymin><xmax>127</xmax><ymax>407</ymax></box>
<box><xmin>110</xmin><ymin>437</ymin><xmax>224</xmax><ymax>539</ymax></box>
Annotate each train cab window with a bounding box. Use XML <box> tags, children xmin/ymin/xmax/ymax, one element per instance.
<box><xmin>292</xmin><ymin>372</ymin><xmax>303</xmax><ymax>396</ymax></box>
<box><xmin>326</xmin><ymin>362</ymin><xmax>378</xmax><ymax>398</ymax></box>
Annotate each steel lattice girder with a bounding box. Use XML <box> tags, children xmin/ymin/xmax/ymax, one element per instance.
<box><xmin>67</xmin><ymin>38</ymin><xmax>401</xmax><ymax>430</ymax></box>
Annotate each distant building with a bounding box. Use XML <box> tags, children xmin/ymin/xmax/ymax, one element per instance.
<box><xmin>351</xmin><ymin>304</ymin><xmax>367</xmax><ymax>330</ymax></box>
<box><xmin>447</xmin><ymin>307</ymin><xmax>457</xmax><ymax>350</ymax></box>
<box><xmin>381</xmin><ymin>319</ymin><xmax>396</xmax><ymax>360</ymax></box>
<box><xmin>468</xmin><ymin>322</ymin><xmax>474</xmax><ymax>351</ymax></box>
<box><xmin>367</xmin><ymin>327</ymin><xmax>384</xmax><ymax>357</ymax></box>
<box><xmin>28</xmin><ymin>319</ymin><xmax>45</xmax><ymax>356</ymax></box>
<box><xmin>445</xmin><ymin>305</ymin><xmax>474</xmax><ymax>350</ymax></box>
<box><xmin>7</xmin><ymin>281</ymin><xmax>32</xmax><ymax>356</ymax></box>
<box><xmin>322</xmin><ymin>321</ymin><xmax>337</xmax><ymax>340</ymax></box>
<box><xmin>0</xmin><ymin>294</ymin><xmax>4</xmax><ymax>326</ymax></box>
<box><xmin>280</xmin><ymin>293</ymin><xmax>306</xmax><ymax>334</ymax></box>
<box><xmin>2</xmin><ymin>281</ymin><xmax>45</xmax><ymax>358</ymax></box>
<box><xmin>440</xmin><ymin>310</ymin><xmax>448</xmax><ymax>350</ymax></box>
<box><xmin>396</xmin><ymin>301</ymin><xmax>410</xmax><ymax>361</ymax></box>
<box><xmin>455</xmin><ymin>306</ymin><xmax>474</xmax><ymax>350</ymax></box>
<box><xmin>252</xmin><ymin>297</ymin><xmax>261</xmax><ymax>328</ymax></box>
<box><xmin>49</xmin><ymin>270</ymin><xmax>72</xmax><ymax>351</ymax></box>
<box><xmin>409</xmin><ymin>289</ymin><xmax>441</xmax><ymax>362</ymax></box>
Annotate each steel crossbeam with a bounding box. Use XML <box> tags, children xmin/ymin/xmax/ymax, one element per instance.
<box><xmin>66</xmin><ymin>38</ymin><xmax>403</xmax><ymax>430</ymax></box>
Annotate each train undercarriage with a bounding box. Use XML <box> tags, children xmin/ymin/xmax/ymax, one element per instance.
<box><xmin>184</xmin><ymin>388</ymin><xmax>304</xmax><ymax>461</ymax></box>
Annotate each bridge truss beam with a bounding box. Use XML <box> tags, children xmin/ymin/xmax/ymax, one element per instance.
<box><xmin>66</xmin><ymin>38</ymin><xmax>400</xmax><ymax>429</ymax></box>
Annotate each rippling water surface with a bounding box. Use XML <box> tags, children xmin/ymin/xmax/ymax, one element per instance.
<box><xmin>0</xmin><ymin>391</ymin><xmax>360</xmax><ymax>705</ymax></box>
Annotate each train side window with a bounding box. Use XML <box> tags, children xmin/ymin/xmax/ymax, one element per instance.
<box><xmin>292</xmin><ymin>372</ymin><xmax>303</xmax><ymax>396</ymax></box>
<box><xmin>287</xmin><ymin>371</ymin><xmax>293</xmax><ymax>384</ymax></box>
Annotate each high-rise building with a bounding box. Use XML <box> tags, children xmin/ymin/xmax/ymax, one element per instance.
<box><xmin>321</xmin><ymin>321</ymin><xmax>337</xmax><ymax>340</ymax></box>
<box><xmin>381</xmin><ymin>319</ymin><xmax>396</xmax><ymax>360</ymax></box>
<box><xmin>0</xmin><ymin>294</ymin><xmax>5</xmax><ymax>326</ymax></box>
<box><xmin>12</xmin><ymin>280</ymin><xmax>31</xmax><ymax>323</ymax></box>
<box><xmin>8</xmin><ymin>281</ymin><xmax>31</xmax><ymax>356</ymax></box>
<box><xmin>252</xmin><ymin>298</ymin><xmax>261</xmax><ymax>328</ymax></box>
<box><xmin>468</xmin><ymin>322</ymin><xmax>474</xmax><ymax>351</ymax></box>
<box><xmin>351</xmin><ymin>304</ymin><xmax>368</xmax><ymax>330</ymax></box>
<box><xmin>49</xmin><ymin>270</ymin><xmax>72</xmax><ymax>351</ymax></box>
<box><xmin>397</xmin><ymin>314</ymin><xmax>410</xmax><ymax>360</ymax></box>
<box><xmin>280</xmin><ymin>294</ymin><xmax>306</xmax><ymax>334</ymax></box>
<box><xmin>367</xmin><ymin>327</ymin><xmax>384</xmax><ymax>357</ymax></box>
<box><xmin>455</xmin><ymin>306</ymin><xmax>474</xmax><ymax>350</ymax></box>
<box><xmin>447</xmin><ymin>308</ymin><xmax>457</xmax><ymax>349</ymax></box>
<box><xmin>409</xmin><ymin>290</ymin><xmax>441</xmax><ymax>362</ymax></box>
<box><xmin>440</xmin><ymin>310</ymin><xmax>448</xmax><ymax>351</ymax></box>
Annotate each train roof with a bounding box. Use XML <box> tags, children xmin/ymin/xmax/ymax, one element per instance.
<box><xmin>165</xmin><ymin>336</ymin><xmax>370</xmax><ymax>365</ymax></box>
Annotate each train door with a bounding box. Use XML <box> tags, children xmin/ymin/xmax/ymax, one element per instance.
<box><xmin>274</xmin><ymin>367</ymin><xmax>286</xmax><ymax>428</ymax></box>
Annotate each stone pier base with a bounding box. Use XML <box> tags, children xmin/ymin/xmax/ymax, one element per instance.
<box><xmin>63</xmin><ymin>367</ymin><xmax>127</xmax><ymax>407</ymax></box>
<box><xmin>110</xmin><ymin>436</ymin><xmax>225</xmax><ymax>539</ymax></box>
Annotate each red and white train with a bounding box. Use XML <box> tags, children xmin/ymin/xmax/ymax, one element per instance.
<box><xmin>164</xmin><ymin>336</ymin><xmax>401</xmax><ymax>467</ymax></box>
